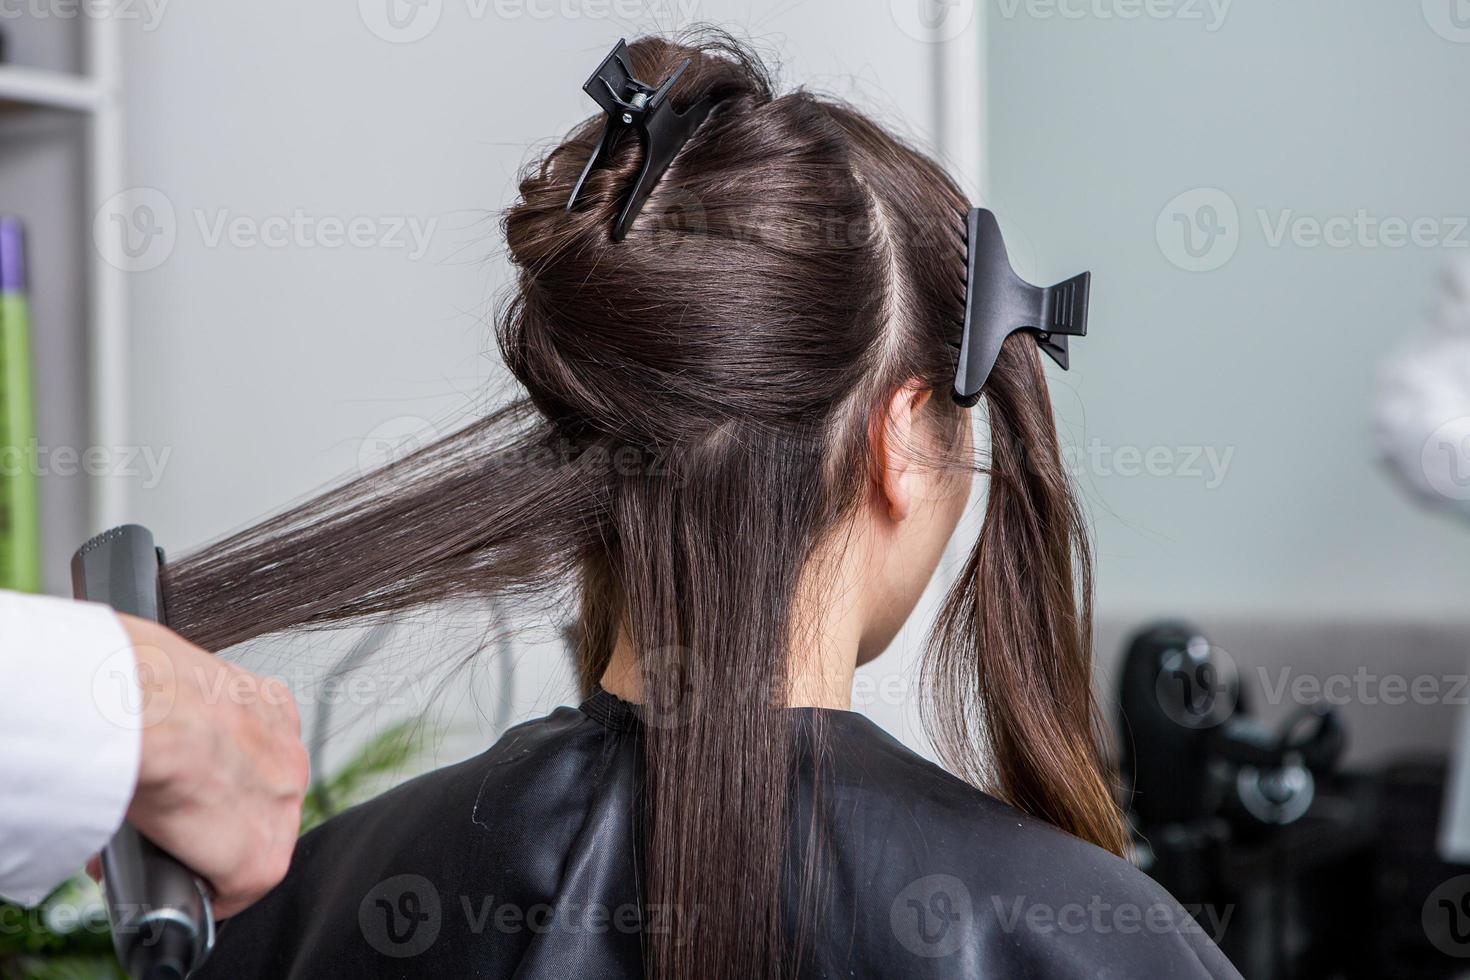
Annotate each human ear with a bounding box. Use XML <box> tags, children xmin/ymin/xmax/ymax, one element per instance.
<box><xmin>872</xmin><ymin>380</ymin><xmax>933</xmax><ymax>522</ymax></box>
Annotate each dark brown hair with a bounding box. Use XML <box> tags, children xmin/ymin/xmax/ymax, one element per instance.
<box><xmin>163</xmin><ymin>31</ymin><xmax>1124</xmax><ymax>980</ymax></box>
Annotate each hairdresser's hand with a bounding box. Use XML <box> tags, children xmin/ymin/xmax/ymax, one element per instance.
<box><xmin>102</xmin><ymin>616</ymin><xmax>310</xmax><ymax>918</ymax></box>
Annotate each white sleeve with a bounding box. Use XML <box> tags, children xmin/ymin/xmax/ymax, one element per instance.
<box><xmin>0</xmin><ymin>591</ymin><xmax>142</xmax><ymax>907</ymax></box>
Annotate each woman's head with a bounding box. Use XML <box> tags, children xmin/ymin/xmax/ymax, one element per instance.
<box><xmin>163</xmin><ymin>30</ymin><xmax>1122</xmax><ymax>980</ymax></box>
<box><xmin>503</xmin><ymin>35</ymin><xmax>980</xmax><ymax>671</ymax></box>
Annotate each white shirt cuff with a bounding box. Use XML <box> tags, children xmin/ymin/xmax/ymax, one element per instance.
<box><xmin>0</xmin><ymin>592</ymin><xmax>142</xmax><ymax>906</ymax></box>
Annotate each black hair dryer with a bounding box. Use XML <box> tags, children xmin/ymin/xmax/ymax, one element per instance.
<box><xmin>72</xmin><ymin>525</ymin><xmax>215</xmax><ymax>980</ymax></box>
<box><xmin>1118</xmin><ymin>621</ymin><xmax>1345</xmax><ymax>837</ymax></box>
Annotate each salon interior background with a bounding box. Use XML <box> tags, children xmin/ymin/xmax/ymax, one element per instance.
<box><xmin>11</xmin><ymin>1</ymin><xmax>1469</xmax><ymax>772</ymax></box>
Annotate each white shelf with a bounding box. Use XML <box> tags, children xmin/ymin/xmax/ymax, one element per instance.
<box><xmin>0</xmin><ymin>64</ymin><xmax>103</xmax><ymax>113</ymax></box>
<box><xmin>0</xmin><ymin>7</ymin><xmax>128</xmax><ymax>584</ymax></box>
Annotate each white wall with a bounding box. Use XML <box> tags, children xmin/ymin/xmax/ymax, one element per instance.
<box><xmin>986</xmin><ymin>1</ymin><xmax>1470</xmax><ymax>767</ymax></box>
<box><xmin>987</xmin><ymin>0</ymin><xmax>1470</xmax><ymax>622</ymax></box>
<box><xmin>114</xmin><ymin>1</ymin><xmax>981</xmax><ymax>763</ymax></box>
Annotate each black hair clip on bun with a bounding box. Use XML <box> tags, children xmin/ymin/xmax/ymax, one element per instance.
<box><xmin>953</xmin><ymin>207</ymin><xmax>1091</xmax><ymax>407</ymax></box>
<box><xmin>566</xmin><ymin>39</ymin><xmax>719</xmax><ymax>241</ymax></box>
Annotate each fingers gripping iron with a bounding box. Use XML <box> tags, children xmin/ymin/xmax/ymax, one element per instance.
<box><xmin>72</xmin><ymin>524</ymin><xmax>215</xmax><ymax>980</ymax></box>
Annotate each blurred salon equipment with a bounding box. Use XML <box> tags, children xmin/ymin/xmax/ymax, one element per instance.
<box><xmin>1374</xmin><ymin>256</ymin><xmax>1470</xmax><ymax>863</ymax></box>
<box><xmin>1118</xmin><ymin>621</ymin><xmax>1470</xmax><ymax>980</ymax></box>
<box><xmin>1373</xmin><ymin>257</ymin><xmax>1470</xmax><ymax>973</ymax></box>
<box><xmin>1374</xmin><ymin>259</ymin><xmax>1470</xmax><ymax>527</ymax></box>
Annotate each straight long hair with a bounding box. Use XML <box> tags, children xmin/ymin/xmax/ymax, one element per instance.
<box><xmin>162</xmin><ymin>31</ymin><xmax>1126</xmax><ymax>980</ymax></box>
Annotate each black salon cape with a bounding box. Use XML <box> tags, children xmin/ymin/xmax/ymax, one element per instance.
<box><xmin>196</xmin><ymin>690</ymin><xmax>1241</xmax><ymax>979</ymax></box>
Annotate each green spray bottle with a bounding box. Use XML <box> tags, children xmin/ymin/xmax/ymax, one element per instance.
<box><xmin>0</xmin><ymin>217</ymin><xmax>41</xmax><ymax>591</ymax></box>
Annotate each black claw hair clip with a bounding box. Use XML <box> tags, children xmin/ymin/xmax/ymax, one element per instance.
<box><xmin>953</xmin><ymin>207</ymin><xmax>1091</xmax><ymax>407</ymax></box>
<box><xmin>566</xmin><ymin>39</ymin><xmax>719</xmax><ymax>241</ymax></box>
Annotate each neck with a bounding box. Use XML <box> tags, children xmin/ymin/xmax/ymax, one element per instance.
<box><xmin>599</xmin><ymin>629</ymin><xmax>859</xmax><ymax>711</ymax></box>
<box><xmin>597</xmin><ymin>539</ymin><xmax>868</xmax><ymax>711</ymax></box>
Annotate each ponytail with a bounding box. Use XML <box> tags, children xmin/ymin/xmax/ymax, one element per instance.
<box><xmin>925</xmin><ymin>337</ymin><xmax>1128</xmax><ymax>856</ymax></box>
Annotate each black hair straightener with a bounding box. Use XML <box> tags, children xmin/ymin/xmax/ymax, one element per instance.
<box><xmin>72</xmin><ymin>525</ymin><xmax>215</xmax><ymax>980</ymax></box>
